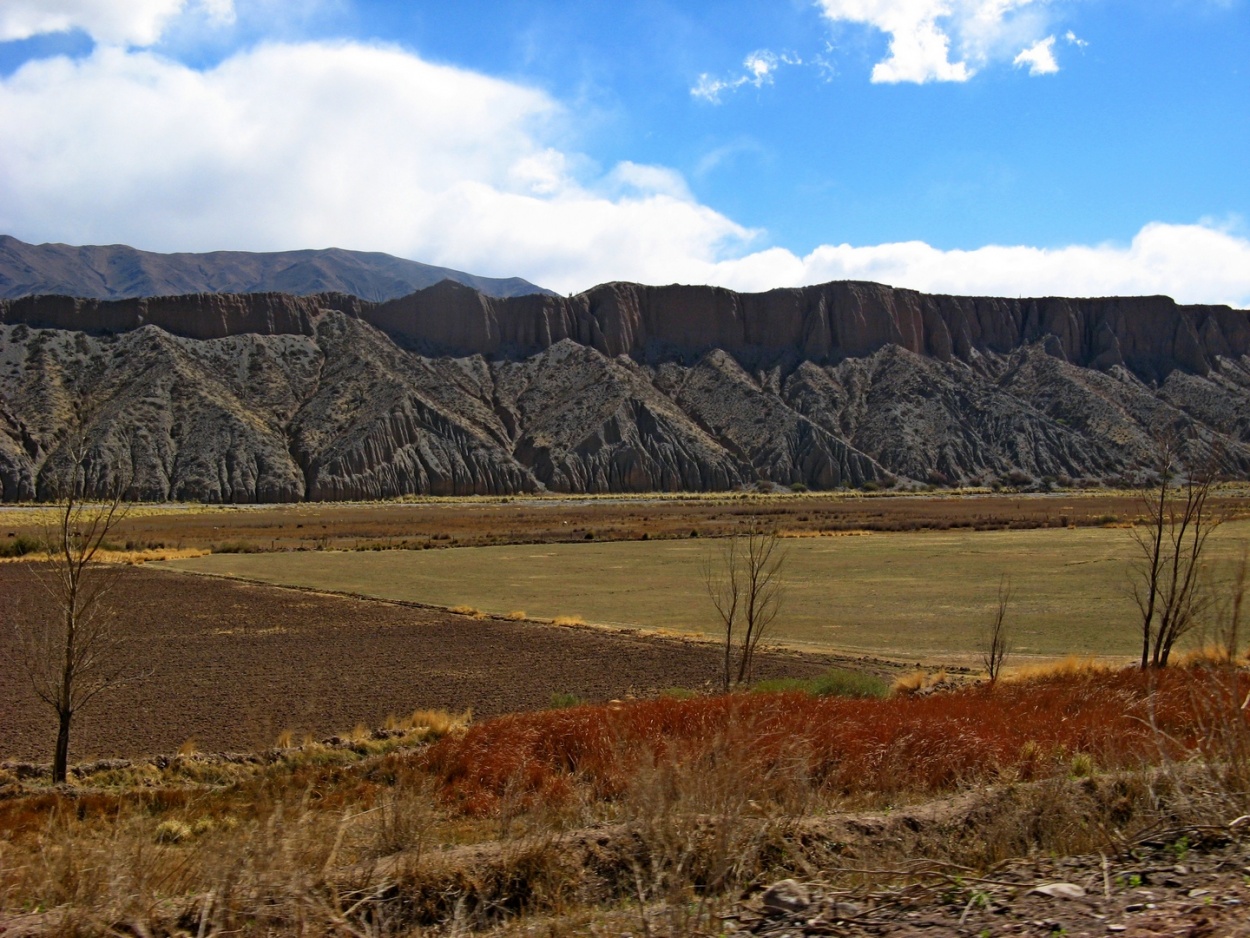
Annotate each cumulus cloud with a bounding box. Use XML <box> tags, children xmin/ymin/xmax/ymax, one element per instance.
<box><xmin>0</xmin><ymin>0</ymin><xmax>233</xmax><ymax>46</ymax></box>
<box><xmin>1013</xmin><ymin>35</ymin><xmax>1058</xmax><ymax>75</ymax></box>
<box><xmin>815</xmin><ymin>0</ymin><xmax>1067</xmax><ymax>83</ymax></box>
<box><xmin>1</xmin><ymin>37</ymin><xmax>1245</xmax><ymax>306</ymax></box>
<box><xmin>692</xmin><ymin>49</ymin><xmax>801</xmax><ymax>102</ymax></box>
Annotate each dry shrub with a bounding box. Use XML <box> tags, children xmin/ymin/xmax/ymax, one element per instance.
<box><xmin>1172</xmin><ymin>643</ymin><xmax>1243</xmax><ymax>668</ymax></box>
<box><xmin>505</xmin><ymin>610</ymin><xmax>527</xmax><ymax>620</ymax></box>
<box><xmin>552</xmin><ymin>615</ymin><xmax>586</xmax><ymax>627</ymax></box>
<box><xmin>405</xmin><ymin>708</ymin><xmax>471</xmax><ymax>740</ymax></box>
<box><xmin>422</xmin><ymin>668</ymin><xmax>1244</xmax><ymax>817</ymax></box>
<box><xmin>1155</xmin><ymin>662</ymin><xmax>1250</xmax><ymax>818</ymax></box>
<box><xmin>1002</xmin><ymin>655</ymin><xmax>1117</xmax><ymax>682</ymax></box>
<box><xmin>450</xmin><ymin>604</ymin><xmax>484</xmax><ymax>618</ymax></box>
<box><xmin>890</xmin><ymin>668</ymin><xmax>948</xmax><ymax>695</ymax></box>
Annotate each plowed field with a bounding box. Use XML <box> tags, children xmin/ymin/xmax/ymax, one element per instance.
<box><xmin>0</xmin><ymin>565</ymin><xmax>840</xmax><ymax>764</ymax></box>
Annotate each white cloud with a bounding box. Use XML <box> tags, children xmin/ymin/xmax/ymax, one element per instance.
<box><xmin>1064</xmin><ymin>29</ymin><xmax>1087</xmax><ymax>48</ymax></box>
<box><xmin>711</xmin><ymin>222</ymin><xmax>1250</xmax><ymax>308</ymax></box>
<box><xmin>692</xmin><ymin>49</ymin><xmax>801</xmax><ymax>102</ymax></box>
<box><xmin>815</xmin><ymin>0</ymin><xmax>1064</xmax><ymax>83</ymax></box>
<box><xmin>0</xmin><ymin>0</ymin><xmax>233</xmax><ymax>46</ymax></box>
<box><xmin>0</xmin><ymin>41</ymin><xmax>755</xmax><ymax>293</ymax></box>
<box><xmin>0</xmin><ymin>38</ymin><xmax>1245</xmax><ymax>307</ymax></box>
<box><xmin>1013</xmin><ymin>35</ymin><xmax>1058</xmax><ymax>75</ymax></box>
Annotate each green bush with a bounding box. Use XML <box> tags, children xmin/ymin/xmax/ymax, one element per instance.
<box><xmin>0</xmin><ymin>534</ymin><xmax>42</xmax><ymax>558</ymax></box>
<box><xmin>753</xmin><ymin>667</ymin><xmax>889</xmax><ymax>700</ymax></box>
<box><xmin>212</xmin><ymin>541</ymin><xmax>259</xmax><ymax>554</ymax></box>
<box><xmin>549</xmin><ymin>692</ymin><xmax>583</xmax><ymax>709</ymax></box>
<box><xmin>660</xmin><ymin>686</ymin><xmax>699</xmax><ymax>700</ymax></box>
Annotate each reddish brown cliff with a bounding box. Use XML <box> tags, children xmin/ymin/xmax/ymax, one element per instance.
<box><xmin>4</xmin><ymin>280</ymin><xmax>1246</xmax><ymax>382</ymax></box>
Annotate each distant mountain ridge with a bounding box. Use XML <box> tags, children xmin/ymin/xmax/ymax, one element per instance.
<box><xmin>0</xmin><ymin>236</ymin><xmax>553</xmax><ymax>301</ymax></box>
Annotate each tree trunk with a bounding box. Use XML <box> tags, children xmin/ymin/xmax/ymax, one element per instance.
<box><xmin>53</xmin><ymin>709</ymin><xmax>72</xmax><ymax>784</ymax></box>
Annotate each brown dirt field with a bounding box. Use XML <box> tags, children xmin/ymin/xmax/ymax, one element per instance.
<box><xmin>6</xmin><ymin>490</ymin><xmax>1247</xmax><ymax>556</ymax></box>
<box><xmin>0</xmin><ymin>564</ymin><xmax>850</xmax><ymax>765</ymax></box>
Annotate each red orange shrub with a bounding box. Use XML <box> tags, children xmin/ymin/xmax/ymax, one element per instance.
<box><xmin>421</xmin><ymin>668</ymin><xmax>1248</xmax><ymax>816</ymax></box>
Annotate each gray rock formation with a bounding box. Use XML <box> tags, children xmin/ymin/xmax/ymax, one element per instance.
<box><xmin>0</xmin><ymin>279</ymin><xmax>1247</xmax><ymax>501</ymax></box>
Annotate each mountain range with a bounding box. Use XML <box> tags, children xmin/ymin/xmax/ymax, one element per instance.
<box><xmin>0</xmin><ymin>249</ymin><xmax>1247</xmax><ymax>502</ymax></box>
<box><xmin>0</xmin><ymin>236</ymin><xmax>551</xmax><ymax>302</ymax></box>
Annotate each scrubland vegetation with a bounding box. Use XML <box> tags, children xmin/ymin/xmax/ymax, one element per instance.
<box><xmin>4</xmin><ymin>484</ymin><xmax>1250</xmax><ymax>934</ymax></box>
<box><xmin>2</xmin><ymin>663</ymin><xmax>1249</xmax><ymax>935</ymax></box>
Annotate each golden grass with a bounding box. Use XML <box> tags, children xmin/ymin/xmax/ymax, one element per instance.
<box><xmin>0</xmin><ymin>546</ymin><xmax>210</xmax><ymax>564</ymax></box>
<box><xmin>163</xmin><ymin>520</ymin><xmax>1250</xmax><ymax>661</ymax></box>
<box><xmin>890</xmin><ymin>669</ymin><xmax>950</xmax><ymax>695</ymax></box>
<box><xmin>1001</xmin><ymin>655</ymin><xmax>1119</xmax><ymax>683</ymax></box>
<box><xmin>551</xmin><ymin>615</ymin><xmax>586</xmax><ymax>626</ymax></box>
<box><xmin>505</xmin><ymin>610</ymin><xmax>527</xmax><ymax>620</ymax></box>
<box><xmin>1171</xmin><ymin>644</ymin><xmax>1248</xmax><ymax>668</ymax></box>
<box><xmin>408</xmin><ymin>708</ymin><xmax>472</xmax><ymax>738</ymax></box>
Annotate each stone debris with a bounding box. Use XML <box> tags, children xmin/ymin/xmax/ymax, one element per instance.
<box><xmin>724</xmin><ymin>825</ymin><xmax>1250</xmax><ymax>937</ymax></box>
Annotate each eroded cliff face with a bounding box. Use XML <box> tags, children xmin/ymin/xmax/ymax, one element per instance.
<box><xmin>0</xmin><ymin>280</ymin><xmax>1247</xmax><ymax>501</ymax></box>
<box><xmin>356</xmin><ymin>280</ymin><xmax>1250</xmax><ymax>382</ymax></box>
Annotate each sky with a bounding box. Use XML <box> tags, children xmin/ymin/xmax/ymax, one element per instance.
<box><xmin>0</xmin><ymin>1</ymin><xmax>1247</xmax><ymax>305</ymax></box>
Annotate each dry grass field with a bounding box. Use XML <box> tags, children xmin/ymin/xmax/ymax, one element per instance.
<box><xmin>162</xmin><ymin>519</ymin><xmax>1250</xmax><ymax>661</ymax></box>
<box><xmin>6</xmin><ymin>488</ymin><xmax>1248</xmax><ymax>554</ymax></box>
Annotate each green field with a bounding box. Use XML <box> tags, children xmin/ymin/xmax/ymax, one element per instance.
<box><xmin>162</xmin><ymin>521</ymin><xmax>1250</xmax><ymax>662</ymax></box>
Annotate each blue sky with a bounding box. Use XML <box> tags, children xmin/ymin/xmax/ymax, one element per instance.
<box><xmin>1</xmin><ymin>1</ymin><xmax>1247</xmax><ymax>304</ymax></box>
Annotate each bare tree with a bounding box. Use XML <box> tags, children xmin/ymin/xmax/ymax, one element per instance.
<box><xmin>980</xmin><ymin>576</ymin><xmax>1012</xmax><ymax>686</ymax></box>
<box><xmin>704</xmin><ymin>520</ymin><xmax>787</xmax><ymax>691</ymax></box>
<box><xmin>1129</xmin><ymin>440</ymin><xmax>1219</xmax><ymax>669</ymax></box>
<box><xmin>14</xmin><ymin>425</ymin><xmax>131</xmax><ymax>783</ymax></box>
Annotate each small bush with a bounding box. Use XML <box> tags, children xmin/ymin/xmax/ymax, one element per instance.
<box><xmin>407</xmin><ymin>708</ymin><xmax>471</xmax><ymax>739</ymax></box>
<box><xmin>890</xmin><ymin>669</ymin><xmax>950</xmax><ymax>696</ymax></box>
<box><xmin>0</xmin><ymin>533</ymin><xmax>42</xmax><ymax>558</ymax></box>
<box><xmin>661</xmin><ymin>687</ymin><xmax>700</xmax><ymax>700</ymax></box>
<box><xmin>550</xmin><ymin>692</ymin><xmax>583</xmax><ymax>709</ymax></box>
<box><xmin>154</xmin><ymin>819</ymin><xmax>193</xmax><ymax>844</ymax></box>
<box><xmin>212</xmin><ymin>541</ymin><xmax>258</xmax><ymax>554</ymax></box>
<box><xmin>505</xmin><ymin>610</ymin><xmax>527</xmax><ymax>620</ymax></box>
<box><xmin>754</xmin><ymin>668</ymin><xmax>889</xmax><ymax>699</ymax></box>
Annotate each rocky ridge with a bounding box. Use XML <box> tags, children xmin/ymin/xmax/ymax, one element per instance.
<box><xmin>0</xmin><ymin>280</ymin><xmax>1247</xmax><ymax>501</ymax></box>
